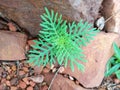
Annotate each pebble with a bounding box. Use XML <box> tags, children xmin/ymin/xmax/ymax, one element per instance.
<box><xmin>114</xmin><ymin>78</ymin><xmax>120</xmax><ymax>84</ymax></box>
<box><xmin>29</xmin><ymin>75</ymin><xmax>44</xmax><ymax>83</ymax></box>
<box><xmin>27</xmin><ymin>86</ymin><xmax>33</xmax><ymax>90</ymax></box>
<box><xmin>59</xmin><ymin>67</ymin><xmax>64</xmax><ymax>73</ymax></box>
<box><xmin>52</xmin><ymin>68</ymin><xmax>57</xmax><ymax>73</ymax></box>
<box><xmin>6</xmin><ymin>75</ymin><xmax>11</xmax><ymax>80</ymax></box>
<box><xmin>29</xmin><ymin>81</ymin><xmax>35</xmax><ymax>87</ymax></box>
<box><xmin>19</xmin><ymin>70</ymin><xmax>26</xmax><ymax>76</ymax></box>
<box><xmin>2</xmin><ymin>71</ymin><xmax>7</xmax><ymax>78</ymax></box>
<box><xmin>10</xmin><ymin>78</ymin><xmax>18</xmax><ymax>86</ymax></box>
<box><xmin>22</xmin><ymin>77</ymin><xmax>29</xmax><ymax>85</ymax></box>
<box><xmin>19</xmin><ymin>81</ymin><xmax>27</xmax><ymax>89</ymax></box>
<box><xmin>34</xmin><ymin>66</ymin><xmax>43</xmax><ymax>74</ymax></box>
<box><xmin>68</xmin><ymin>76</ymin><xmax>74</xmax><ymax>81</ymax></box>
<box><xmin>46</xmin><ymin>64</ymin><xmax>54</xmax><ymax>69</ymax></box>
<box><xmin>34</xmin><ymin>85</ymin><xmax>39</xmax><ymax>90</ymax></box>
<box><xmin>1</xmin><ymin>78</ymin><xmax>6</xmax><ymax>83</ymax></box>
<box><xmin>23</xmin><ymin>67</ymin><xmax>29</xmax><ymax>72</ymax></box>
<box><xmin>10</xmin><ymin>86</ymin><xmax>17</xmax><ymax>90</ymax></box>
<box><xmin>42</xmin><ymin>67</ymin><xmax>50</xmax><ymax>73</ymax></box>
<box><xmin>6</xmin><ymin>80</ymin><xmax>11</xmax><ymax>86</ymax></box>
<box><xmin>41</xmin><ymin>85</ymin><xmax>48</xmax><ymax>90</ymax></box>
<box><xmin>11</xmin><ymin>65</ymin><xmax>16</xmax><ymax>71</ymax></box>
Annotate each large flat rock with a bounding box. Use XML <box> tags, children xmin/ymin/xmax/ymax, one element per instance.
<box><xmin>63</xmin><ymin>32</ymin><xmax>120</xmax><ymax>88</ymax></box>
<box><xmin>0</xmin><ymin>0</ymin><xmax>103</xmax><ymax>36</ymax></box>
<box><xmin>0</xmin><ymin>31</ymin><xmax>27</xmax><ymax>60</ymax></box>
<box><xmin>44</xmin><ymin>73</ymin><xmax>89</xmax><ymax>90</ymax></box>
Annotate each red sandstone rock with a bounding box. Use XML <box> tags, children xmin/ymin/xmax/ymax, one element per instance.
<box><xmin>63</xmin><ymin>32</ymin><xmax>120</xmax><ymax>88</ymax></box>
<box><xmin>0</xmin><ymin>30</ymin><xmax>27</xmax><ymax>60</ymax></box>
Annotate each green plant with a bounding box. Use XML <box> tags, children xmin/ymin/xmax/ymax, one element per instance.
<box><xmin>105</xmin><ymin>43</ymin><xmax>120</xmax><ymax>79</ymax></box>
<box><xmin>27</xmin><ymin>7</ymin><xmax>99</xmax><ymax>71</ymax></box>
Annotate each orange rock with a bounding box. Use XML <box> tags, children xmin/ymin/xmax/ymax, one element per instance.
<box><xmin>22</xmin><ymin>77</ymin><xmax>29</xmax><ymax>85</ymax></box>
<box><xmin>41</xmin><ymin>85</ymin><xmax>48</xmax><ymax>90</ymax></box>
<box><xmin>27</xmin><ymin>86</ymin><xmax>33</xmax><ymax>90</ymax></box>
<box><xmin>23</xmin><ymin>67</ymin><xmax>29</xmax><ymax>72</ymax></box>
<box><xmin>1</xmin><ymin>78</ymin><xmax>6</xmax><ymax>83</ymax></box>
<box><xmin>10</xmin><ymin>86</ymin><xmax>17</xmax><ymax>90</ymax></box>
<box><xmin>29</xmin><ymin>81</ymin><xmax>35</xmax><ymax>87</ymax></box>
<box><xmin>19</xmin><ymin>70</ymin><xmax>25</xmax><ymax>76</ymax></box>
<box><xmin>11</xmin><ymin>65</ymin><xmax>16</xmax><ymax>71</ymax></box>
<box><xmin>6</xmin><ymin>75</ymin><xmax>11</xmax><ymax>80</ymax></box>
<box><xmin>19</xmin><ymin>81</ymin><xmax>27</xmax><ymax>89</ymax></box>
<box><xmin>6</xmin><ymin>81</ymin><xmax>11</xmax><ymax>86</ymax></box>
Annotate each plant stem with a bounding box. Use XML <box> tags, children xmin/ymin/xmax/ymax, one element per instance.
<box><xmin>48</xmin><ymin>66</ymin><xmax>61</xmax><ymax>90</ymax></box>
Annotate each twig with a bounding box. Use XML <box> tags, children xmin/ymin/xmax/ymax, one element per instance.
<box><xmin>105</xmin><ymin>9</ymin><xmax>120</xmax><ymax>23</ymax></box>
<box><xmin>48</xmin><ymin>66</ymin><xmax>61</xmax><ymax>90</ymax></box>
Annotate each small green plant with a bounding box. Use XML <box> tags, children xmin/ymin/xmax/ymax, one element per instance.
<box><xmin>105</xmin><ymin>43</ymin><xmax>120</xmax><ymax>79</ymax></box>
<box><xmin>27</xmin><ymin>7</ymin><xmax>99</xmax><ymax>71</ymax></box>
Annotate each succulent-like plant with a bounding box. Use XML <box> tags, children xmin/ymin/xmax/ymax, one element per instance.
<box><xmin>27</xmin><ymin>7</ymin><xmax>99</xmax><ymax>71</ymax></box>
<box><xmin>105</xmin><ymin>43</ymin><xmax>120</xmax><ymax>79</ymax></box>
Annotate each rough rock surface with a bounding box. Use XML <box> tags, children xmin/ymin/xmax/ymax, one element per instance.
<box><xmin>0</xmin><ymin>0</ymin><xmax>103</xmax><ymax>36</ymax></box>
<box><xmin>0</xmin><ymin>30</ymin><xmax>27</xmax><ymax>60</ymax></box>
<box><xmin>44</xmin><ymin>73</ymin><xmax>89</xmax><ymax>90</ymax></box>
<box><xmin>102</xmin><ymin>0</ymin><xmax>120</xmax><ymax>34</ymax></box>
<box><xmin>63</xmin><ymin>32</ymin><xmax>120</xmax><ymax>88</ymax></box>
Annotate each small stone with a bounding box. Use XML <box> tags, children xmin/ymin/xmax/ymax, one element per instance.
<box><xmin>22</xmin><ymin>77</ymin><xmax>29</xmax><ymax>85</ymax></box>
<box><xmin>7</xmin><ymin>22</ymin><xmax>17</xmax><ymax>32</ymax></box>
<box><xmin>25</xmin><ymin>44</ymin><xmax>30</xmax><ymax>52</ymax></box>
<box><xmin>10</xmin><ymin>86</ymin><xmax>17</xmax><ymax>90</ymax></box>
<box><xmin>114</xmin><ymin>78</ymin><xmax>120</xmax><ymax>84</ymax></box>
<box><xmin>6</xmin><ymin>66</ymin><xmax>11</xmax><ymax>73</ymax></box>
<box><xmin>6</xmin><ymin>75</ymin><xmax>11</xmax><ymax>80</ymax></box>
<box><xmin>43</xmin><ymin>68</ymin><xmax>50</xmax><ymax>73</ymax></box>
<box><xmin>0</xmin><ymin>84</ymin><xmax>4</xmax><ymax>90</ymax></box>
<box><xmin>46</xmin><ymin>64</ymin><xmax>54</xmax><ymax>69</ymax></box>
<box><xmin>29</xmin><ymin>81</ymin><xmax>35</xmax><ymax>87</ymax></box>
<box><xmin>59</xmin><ymin>67</ymin><xmax>64</xmax><ymax>73</ymax></box>
<box><xmin>2</xmin><ymin>71</ymin><xmax>7</xmax><ymax>78</ymax></box>
<box><xmin>1</xmin><ymin>78</ymin><xmax>6</xmax><ymax>83</ymax></box>
<box><xmin>41</xmin><ymin>85</ymin><xmax>48</xmax><ymax>90</ymax></box>
<box><xmin>52</xmin><ymin>68</ymin><xmax>57</xmax><ymax>73</ymax></box>
<box><xmin>34</xmin><ymin>66</ymin><xmax>43</xmax><ymax>74</ymax></box>
<box><xmin>19</xmin><ymin>70</ymin><xmax>25</xmax><ymax>76</ymax></box>
<box><xmin>11</xmin><ymin>65</ymin><xmax>16</xmax><ymax>71</ymax></box>
<box><xmin>23</xmin><ymin>67</ymin><xmax>29</xmax><ymax>72</ymax></box>
<box><xmin>0</xmin><ymin>67</ymin><xmax>4</xmax><ymax>76</ymax></box>
<box><xmin>19</xmin><ymin>81</ymin><xmax>27</xmax><ymax>89</ymax></box>
<box><xmin>10</xmin><ymin>78</ymin><xmax>18</xmax><ymax>86</ymax></box>
<box><xmin>27</xmin><ymin>86</ymin><xmax>33</xmax><ymax>90</ymax></box>
<box><xmin>68</xmin><ymin>76</ymin><xmax>74</xmax><ymax>81</ymax></box>
<box><xmin>29</xmin><ymin>75</ymin><xmax>44</xmax><ymax>83</ymax></box>
<box><xmin>42</xmin><ymin>82</ymin><xmax>47</xmax><ymax>86</ymax></box>
<box><xmin>6</xmin><ymin>81</ymin><xmax>11</xmax><ymax>86</ymax></box>
<box><xmin>34</xmin><ymin>85</ymin><xmax>39</xmax><ymax>90</ymax></box>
